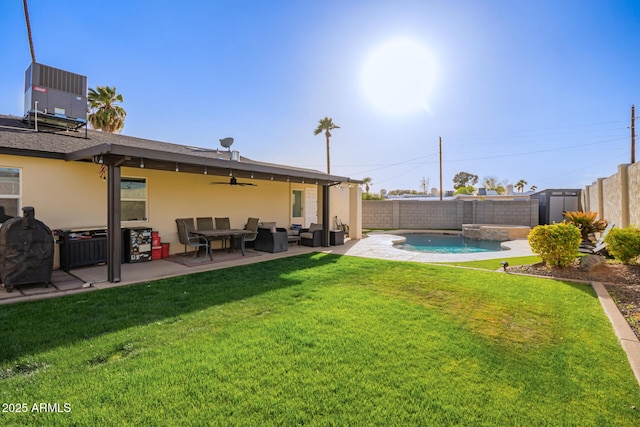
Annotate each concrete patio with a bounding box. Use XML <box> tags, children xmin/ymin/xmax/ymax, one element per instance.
<box><xmin>0</xmin><ymin>232</ymin><xmax>534</xmax><ymax>305</ymax></box>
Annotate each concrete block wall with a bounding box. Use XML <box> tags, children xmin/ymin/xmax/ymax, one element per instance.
<box><xmin>583</xmin><ymin>162</ymin><xmax>640</xmax><ymax>227</ymax></box>
<box><xmin>362</xmin><ymin>199</ymin><xmax>539</xmax><ymax>229</ymax></box>
<box><xmin>629</xmin><ymin>162</ymin><xmax>640</xmax><ymax>226</ymax></box>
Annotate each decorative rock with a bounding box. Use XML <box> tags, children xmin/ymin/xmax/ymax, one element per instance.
<box><xmin>579</xmin><ymin>255</ymin><xmax>606</xmax><ymax>272</ymax></box>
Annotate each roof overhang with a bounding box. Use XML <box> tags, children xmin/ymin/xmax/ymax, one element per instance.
<box><xmin>66</xmin><ymin>143</ymin><xmax>361</xmax><ymax>186</ymax></box>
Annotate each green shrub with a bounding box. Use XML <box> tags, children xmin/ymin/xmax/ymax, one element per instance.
<box><xmin>563</xmin><ymin>211</ymin><xmax>607</xmax><ymax>242</ymax></box>
<box><xmin>603</xmin><ymin>225</ymin><xmax>640</xmax><ymax>264</ymax></box>
<box><xmin>528</xmin><ymin>223</ymin><xmax>581</xmax><ymax>267</ymax></box>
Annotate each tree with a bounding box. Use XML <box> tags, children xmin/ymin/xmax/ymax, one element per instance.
<box><xmin>455</xmin><ymin>186</ymin><xmax>475</xmax><ymax>195</ymax></box>
<box><xmin>88</xmin><ymin>86</ymin><xmax>126</xmax><ymax>133</ymax></box>
<box><xmin>313</xmin><ymin>117</ymin><xmax>340</xmax><ymax>174</ymax></box>
<box><xmin>420</xmin><ymin>177</ymin><xmax>429</xmax><ymax>193</ymax></box>
<box><xmin>482</xmin><ymin>176</ymin><xmax>506</xmax><ymax>195</ymax></box>
<box><xmin>515</xmin><ymin>179</ymin><xmax>528</xmax><ymax>193</ymax></box>
<box><xmin>530</xmin><ymin>185</ymin><xmax>538</xmax><ymax>192</ymax></box>
<box><xmin>362</xmin><ymin>177</ymin><xmax>372</xmax><ymax>194</ymax></box>
<box><xmin>453</xmin><ymin>171</ymin><xmax>478</xmax><ymax>190</ymax></box>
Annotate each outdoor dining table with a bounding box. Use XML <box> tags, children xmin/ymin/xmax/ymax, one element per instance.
<box><xmin>192</xmin><ymin>229</ymin><xmax>252</xmax><ymax>256</ymax></box>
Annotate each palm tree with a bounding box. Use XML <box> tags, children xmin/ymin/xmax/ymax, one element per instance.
<box><xmin>313</xmin><ymin>117</ymin><xmax>340</xmax><ymax>174</ymax></box>
<box><xmin>362</xmin><ymin>177</ymin><xmax>372</xmax><ymax>194</ymax></box>
<box><xmin>88</xmin><ymin>86</ymin><xmax>127</xmax><ymax>133</ymax></box>
<box><xmin>515</xmin><ymin>179</ymin><xmax>527</xmax><ymax>193</ymax></box>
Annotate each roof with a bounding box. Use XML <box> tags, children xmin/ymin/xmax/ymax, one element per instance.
<box><xmin>0</xmin><ymin>114</ymin><xmax>360</xmax><ymax>185</ymax></box>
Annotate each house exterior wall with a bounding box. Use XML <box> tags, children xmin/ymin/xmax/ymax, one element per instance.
<box><xmin>1</xmin><ymin>154</ymin><xmax>358</xmax><ymax>267</ymax></box>
<box><xmin>362</xmin><ymin>199</ymin><xmax>539</xmax><ymax>229</ymax></box>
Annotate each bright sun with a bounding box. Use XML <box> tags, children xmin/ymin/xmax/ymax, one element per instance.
<box><xmin>361</xmin><ymin>38</ymin><xmax>436</xmax><ymax>116</ymax></box>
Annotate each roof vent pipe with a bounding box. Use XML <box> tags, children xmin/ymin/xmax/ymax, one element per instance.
<box><xmin>231</xmin><ymin>150</ymin><xmax>240</xmax><ymax>161</ymax></box>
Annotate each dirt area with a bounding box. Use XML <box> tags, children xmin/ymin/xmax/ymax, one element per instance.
<box><xmin>508</xmin><ymin>261</ymin><xmax>640</xmax><ymax>339</ymax></box>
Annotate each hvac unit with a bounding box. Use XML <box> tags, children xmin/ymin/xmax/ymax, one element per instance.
<box><xmin>23</xmin><ymin>62</ymin><xmax>87</xmax><ymax>130</ymax></box>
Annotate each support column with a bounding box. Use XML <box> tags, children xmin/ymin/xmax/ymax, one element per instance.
<box><xmin>107</xmin><ymin>164</ymin><xmax>122</xmax><ymax>283</ymax></box>
<box><xmin>620</xmin><ymin>164</ymin><xmax>630</xmax><ymax>228</ymax></box>
<box><xmin>322</xmin><ymin>185</ymin><xmax>330</xmax><ymax>247</ymax></box>
<box><xmin>597</xmin><ymin>178</ymin><xmax>605</xmax><ymax>221</ymax></box>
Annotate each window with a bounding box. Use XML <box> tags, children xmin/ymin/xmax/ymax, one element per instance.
<box><xmin>121</xmin><ymin>177</ymin><xmax>147</xmax><ymax>221</ymax></box>
<box><xmin>0</xmin><ymin>167</ymin><xmax>20</xmax><ymax>223</ymax></box>
<box><xmin>292</xmin><ymin>190</ymin><xmax>302</xmax><ymax>217</ymax></box>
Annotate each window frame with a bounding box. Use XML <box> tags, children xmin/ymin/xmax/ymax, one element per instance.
<box><xmin>0</xmin><ymin>166</ymin><xmax>22</xmax><ymax>221</ymax></box>
<box><xmin>121</xmin><ymin>176</ymin><xmax>148</xmax><ymax>222</ymax></box>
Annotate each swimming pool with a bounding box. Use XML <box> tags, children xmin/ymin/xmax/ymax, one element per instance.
<box><xmin>394</xmin><ymin>233</ymin><xmax>507</xmax><ymax>254</ymax></box>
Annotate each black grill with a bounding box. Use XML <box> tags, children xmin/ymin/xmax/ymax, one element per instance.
<box><xmin>0</xmin><ymin>207</ymin><xmax>54</xmax><ymax>292</ymax></box>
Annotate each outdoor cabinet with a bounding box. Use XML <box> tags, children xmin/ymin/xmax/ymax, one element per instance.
<box><xmin>58</xmin><ymin>228</ymin><xmax>108</xmax><ymax>272</ymax></box>
<box><xmin>122</xmin><ymin>228</ymin><xmax>152</xmax><ymax>263</ymax></box>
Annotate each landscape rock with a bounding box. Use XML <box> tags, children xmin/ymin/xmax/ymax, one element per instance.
<box><xmin>579</xmin><ymin>255</ymin><xmax>607</xmax><ymax>272</ymax></box>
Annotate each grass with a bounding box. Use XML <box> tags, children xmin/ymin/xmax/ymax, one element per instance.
<box><xmin>0</xmin><ymin>253</ymin><xmax>638</xmax><ymax>426</ymax></box>
<box><xmin>437</xmin><ymin>255</ymin><xmax>543</xmax><ymax>270</ymax></box>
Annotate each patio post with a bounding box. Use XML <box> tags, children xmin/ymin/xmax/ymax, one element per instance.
<box><xmin>322</xmin><ymin>184</ymin><xmax>330</xmax><ymax>247</ymax></box>
<box><xmin>107</xmin><ymin>163</ymin><xmax>122</xmax><ymax>282</ymax></box>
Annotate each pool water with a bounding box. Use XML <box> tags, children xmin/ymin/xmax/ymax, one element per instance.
<box><xmin>395</xmin><ymin>233</ymin><xmax>506</xmax><ymax>254</ymax></box>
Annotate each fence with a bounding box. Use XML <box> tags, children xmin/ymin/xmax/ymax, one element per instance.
<box><xmin>362</xmin><ymin>199</ymin><xmax>539</xmax><ymax>229</ymax></box>
<box><xmin>583</xmin><ymin>162</ymin><xmax>640</xmax><ymax>227</ymax></box>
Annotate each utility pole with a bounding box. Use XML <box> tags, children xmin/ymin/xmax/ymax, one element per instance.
<box><xmin>439</xmin><ymin>136</ymin><xmax>443</xmax><ymax>201</ymax></box>
<box><xmin>632</xmin><ymin>104</ymin><xmax>636</xmax><ymax>164</ymax></box>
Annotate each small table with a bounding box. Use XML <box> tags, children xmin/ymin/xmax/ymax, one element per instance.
<box><xmin>329</xmin><ymin>230</ymin><xmax>344</xmax><ymax>246</ymax></box>
<box><xmin>287</xmin><ymin>235</ymin><xmax>301</xmax><ymax>246</ymax></box>
<box><xmin>193</xmin><ymin>229</ymin><xmax>252</xmax><ymax>256</ymax></box>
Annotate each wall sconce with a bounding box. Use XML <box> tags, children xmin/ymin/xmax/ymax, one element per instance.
<box><xmin>175</xmin><ymin>163</ymin><xmax>179</xmax><ymax>172</ymax></box>
<box><xmin>204</xmin><ymin>166</ymin><xmax>208</xmax><ymax>175</ymax></box>
<box><xmin>140</xmin><ymin>158</ymin><xmax>144</xmax><ymax>168</ymax></box>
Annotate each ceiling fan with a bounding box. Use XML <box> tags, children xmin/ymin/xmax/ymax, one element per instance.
<box><xmin>210</xmin><ymin>177</ymin><xmax>257</xmax><ymax>187</ymax></box>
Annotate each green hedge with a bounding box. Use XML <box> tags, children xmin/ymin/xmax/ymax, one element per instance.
<box><xmin>604</xmin><ymin>225</ymin><xmax>640</xmax><ymax>264</ymax></box>
<box><xmin>528</xmin><ymin>223</ymin><xmax>581</xmax><ymax>267</ymax></box>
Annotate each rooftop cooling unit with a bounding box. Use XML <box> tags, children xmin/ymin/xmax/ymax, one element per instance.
<box><xmin>23</xmin><ymin>62</ymin><xmax>88</xmax><ymax>131</ymax></box>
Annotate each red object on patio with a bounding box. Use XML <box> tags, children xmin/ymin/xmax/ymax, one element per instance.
<box><xmin>161</xmin><ymin>242</ymin><xmax>170</xmax><ymax>258</ymax></box>
<box><xmin>152</xmin><ymin>246</ymin><xmax>162</xmax><ymax>260</ymax></box>
<box><xmin>152</xmin><ymin>231</ymin><xmax>161</xmax><ymax>247</ymax></box>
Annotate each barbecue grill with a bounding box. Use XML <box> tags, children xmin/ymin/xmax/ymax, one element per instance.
<box><xmin>0</xmin><ymin>207</ymin><xmax>54</xmax><ymax>292</ymax></box>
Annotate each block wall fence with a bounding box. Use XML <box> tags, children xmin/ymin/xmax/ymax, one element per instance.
<box><xmin>583</xmin><ymin>161</ymin><xmax>640</xmax><ymax>228</ymax></box>
<box><xmin>362</xmin><ymin>199</ymin><xmax>539</xmax><ymax>230</ymax></box>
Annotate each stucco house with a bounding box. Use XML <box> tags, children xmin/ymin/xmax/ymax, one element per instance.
<box><xmin>0</xmin><ymin>114</ymin><xmax>362</xmax><ymax>283</ymax></box>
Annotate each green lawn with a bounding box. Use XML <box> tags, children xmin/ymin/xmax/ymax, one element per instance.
<box><xmin>1</xmin><ymin>254</ymin><xmax>638</xmax><ymax>426</ymax></box>
<box><xmin>437</xmin><ymin>255</ymin><xmax>543</xmax><ymax>270</ymax></box>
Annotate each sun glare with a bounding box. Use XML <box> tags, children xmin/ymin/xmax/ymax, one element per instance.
<box><xmin>361</xmin><ymin>38</ymin><xmax>436</xmax><ymax>116</ymax></box>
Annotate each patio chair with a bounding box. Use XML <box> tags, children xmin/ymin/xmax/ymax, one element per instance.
<box><xmin>243</xmin><ymin>217</ymin><xmax>260</xmax><ymax>248</ymax></box>
<box><xmin>196</xmin><ymin>217</ymin><xmax>214</xmax><ymax>231</ymax></box>
<box><xmin>254</xmin><ymin>224</ymin><xmax>289</xmax><ymax>253</ymax></box>
<box><xmin>579</xmin><ymin>222</ymin><xmax>615</xmax><ymax>254</ymax></box>
<box><xmin>176</xmin><ymin>218</ymin><xmax>196</xmax><ymax>254</ymax></box>
<box><xmin>300</xmin><ymin>223</ymin><xmax>323</xmax><ymax>247</ymax></box>
<box><xmin>179</xmin><ymin>221</ymin><xmax>212</xmax><ymax>259</ymax></box>
<box><xmin>214</xmin><ymin>217</ymin><xmax>232</xmax><ymax>250</ymax></box>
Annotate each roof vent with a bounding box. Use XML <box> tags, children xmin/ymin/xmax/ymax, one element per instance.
<box><xmin>231</xmin><ymin>150</ymin><xmax>240</xmax><ymax>161</ymax></box>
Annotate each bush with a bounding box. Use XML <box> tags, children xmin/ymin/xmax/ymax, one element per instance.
<box><xmin>563</xmin><ymin>211</ymin><xmax>607</xmax><ymax>242</ymax></box>
<box><xmin>528</xmin><ymin>223</ymin><xmax>581</xmax><ymax>267</ymax></box>
<box><xmin>603</xmin><ymin>225</ymin><xmax>640</xmax><ymax>264</ymax></box>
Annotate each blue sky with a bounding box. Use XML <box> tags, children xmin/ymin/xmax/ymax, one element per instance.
<box><xmin>1</xmin><ymin>0</ymin><xmax>638</xmax><ymax>193</ymax></box>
